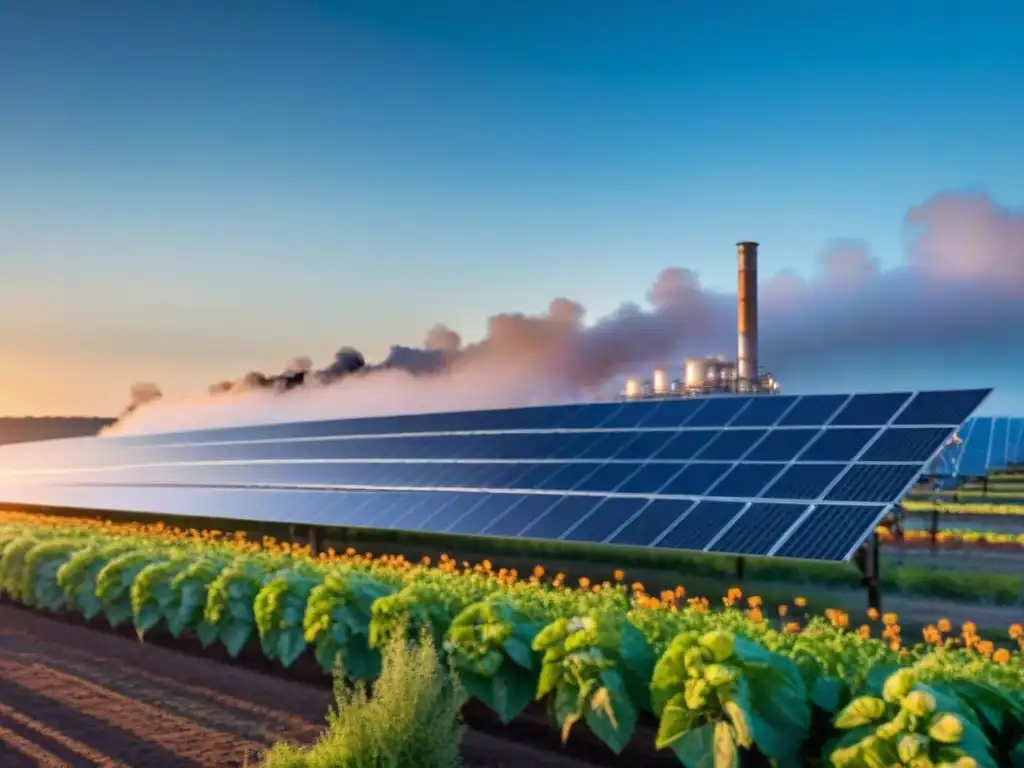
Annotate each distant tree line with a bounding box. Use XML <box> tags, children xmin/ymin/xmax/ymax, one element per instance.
<box><xmin>0</xmin><ymin>417</ymin><xmax>114</xmax><ymax>446</ymax></box>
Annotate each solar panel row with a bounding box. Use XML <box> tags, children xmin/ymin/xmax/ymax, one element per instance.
<box><xmin>0</xmin><ymin>388</ymin><xmax>993</xmax><ymax>563</ymax></box>
<box><xmin>84</xmin><ymin>389</ymin><xmax>992</xmax><ymax>447</ymax></box>
<box><xmin>925</xmin><ymin>416</ymin><xmax>1024</xmax><ymax>477</ymax></box>
<box><xmin>0</xmin><ymin>482</ymin><xmax>887</xmax><ymax>562</ymax></box>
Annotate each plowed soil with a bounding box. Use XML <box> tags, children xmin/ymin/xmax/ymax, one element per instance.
<box><xmin>0</xmin><ymin>606</ymin><xmax>587</xmax><ymax>768</ymax></box>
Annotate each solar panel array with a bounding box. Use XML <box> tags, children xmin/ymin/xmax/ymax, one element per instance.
<box><xmin>0</xmin><ymin>388</ymin><xmax>991</xmax><ymax>563</ymax></box>
<box><xmin>925</xmin><ymin>416</ymin><xmax>1024</xmax><ymax>478</ymax></box>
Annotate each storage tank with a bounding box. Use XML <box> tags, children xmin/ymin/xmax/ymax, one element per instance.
<box><xmin>652</xmin><ymin>366</ymin><xmax>669</xmax><ymax>395</ymax></box>
<box><xmin>684</xmin><ymin>358</ymin><xmax>710</xmax><ymax>389</ymax></box>
<box><xmin>623</xmin><ymin>377</ymin><xmax>643</xmax><ymax>398</ymax></box>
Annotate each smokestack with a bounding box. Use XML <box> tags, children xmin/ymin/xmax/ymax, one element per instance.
<box><xmin>736</xmin><ymin>241</ymin><xmax>759</xmax><ymax>391</ymax></box>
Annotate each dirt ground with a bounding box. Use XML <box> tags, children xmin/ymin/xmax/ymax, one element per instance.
<box><xmin>0</xmin><ymin>605</ymin><xmax>332</xmax><ymax>767</ymax></box>
<box><xmin>0</xmin><ymin>606</ymin><xmax>600</xmax><ymax>768</ymax></box>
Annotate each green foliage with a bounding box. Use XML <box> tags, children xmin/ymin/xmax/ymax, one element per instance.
<box><xmin>827</xmin><ymin>668</ymin><xmax>1001</xmax><ymax>767</ymax></box>
<box><xmin>1</xmin><ymin>517</ymin><xmax>1022</xmax><ymax>767</ymax></box>
<box><xmin>650</xmin><ymin>629</ymin><xmax>809</xmax><ymax>766</ymax></box>
<box><xmin>260</xmin><ymin>630</ymin><xmax>464</xmax><ymax>768</ymax></box>
<box><xmin>444</xmin><ymin>596</ymin><xmax>541</xmax><ymax>723</ymax></box>
<box><xmin>303</xmin><ymin>569</ymin><xmax>395</xmax><ymax>679</ymax></box>
<box><xmin>204</xmin><ymin>556</ymin><xmax>275</xmax><ymax>657</ymax></box>
<box><xmin>532</xmin><ymin>613</ymin><xmax>653</xmax><ymax>754</ymax></box>
<box><xmin>255</xmin><ymin>567</ymin><xmax>323</xmax><ymax>668</ymax></box>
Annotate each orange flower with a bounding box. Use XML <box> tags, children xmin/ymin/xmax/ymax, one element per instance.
<box><xmin>1010</xmin><ymin>623</ymin><xmax>1023</xmax><ymax>640</ymax></box>
<box><xmin>784</xmin><ymin>622</ymin><xmax>800</xmax><ymax>633</ymax></box>
<box><xmin>747</xmin><ymin>595</ymin><xmax>762</xmax><ymax>609</ymax></box>
<box><xmin>578</xmin><ymin>576</ymin><xmax>591</xmax><ymax>589</ymax></box>
<box><xmin>727</xmin><ymin>587</ymin><xmax>743</xmax><ymax>602</ymax></box>
<box><xmin>866</xmin><ymin>607</ymin><xmax>880</xmax><ymax>621</ymax></box>
<box><xmin>937</xmin><ymin>618</ymin><xmax>952</xmax><ymax>633</ymax></box>
<box><xmin>674</xmin><ymin>585</ymin><xmax>686</xmax><ymax>598</ymax></box>
<box><xmin>794</xmin><ymin>596</ymin><xmax>807</xmax><ymax>608</ymax></box>
<box><xmin>777</xmin><ymin>604</ymin><xmax>789</xmax><ymax>617</ymax></box>
<box><xmin>993</xmin><ymin>648</ymin><xmax>1011</xmax><ymax>664</ymax></box>
<box><xmin>856</xmin><ymin>624</ymin><xmax>871</xmax><ymax>639</ymax></box>
<box><xmin>882</xmin><ymin>612</ymin><xmax>898</xmax><ymax>627</ymax></box>
<box><xmin>962</xmin><ymin>621</ymin><xmax>977</xmax><ymax>636</ymax></box>
<box><xmin>533</xmin><ymin>565</ymin><xmax>545</xmax><ymax>579</ymax></box>
<box><xmin>747</xmin><ymin>607</ymin><xmax>764</xmax><ymax>622</ymax></box>
<box><xmin>613</xmin><ymin>569</ymin><xmax>625</xmax><ymax>582</ymax></box>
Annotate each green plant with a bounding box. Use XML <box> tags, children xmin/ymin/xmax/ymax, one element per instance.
<box><xmin>827</xmin><ymin>668</ymin><xmax>999</xmax><ymax>767</ymax></box>
<box><xmin>261</xmin><ymin>630</ymin><xmax>465</xmax><ymax>768</ymax></box>
<box><xmin>444</xmin><ymin>595</ymin><xmax>541</xmax><ymax>723</ymax></box>
<box><xmin>650</xmin><ymin>629</ymin><xmax>810</xmax><ymax>766</ymax></box>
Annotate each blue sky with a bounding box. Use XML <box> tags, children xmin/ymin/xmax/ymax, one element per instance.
<box><xmin>1</xmin><ymin>1</ymin><xmax>1023</xmax><ymax>417</ymax></box>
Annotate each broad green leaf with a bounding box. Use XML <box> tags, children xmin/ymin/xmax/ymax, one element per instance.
<box><xmin>220</xmin><ymin>619</ymin><xmax>253</xmax><ymax>657</ymax></box>
<box><xmin>340</xmin><ymin>634</ymin><xmax>381</xmax><ymax>681</ymax></box>
<box><xmin>314</xmin><ymin>638</ymin><xmax>340</xmax><ymax>673</ymax></box>
<box><xmin>502</xmin><ymin>636</ymin><xmax>534</xmax><ymax>670</ymax></box>
<box><xmin>656</xmin><ymin>693</ymin><xmax>698</xmax><ymax>750</ymax></box>
<box><xmin>554</xmin><ymin>683</ymin><xmax>582</xmax><ymax>744</ymax></box>
<box><xmin>277</xmin><ymin>628</ymin><xmax>307</xmax><ymax>668</ymax></box>
<box><xmin>672</xmin><ymin>722</ymin><xmax>716</xmax><ymax>768</ymax></box>
<box><xmin>196</xmin><ymin>619</ymin><xmax>218</xmax><ymax>647</ymax></box>
<box><xmin>650</xmin><ymin>645</ymin><xmax>688</xmax><ymax>715</ymax></box>
<box><xmin>135</xmin><ymin>603</ymin><xmax>162</xmax><ymax>634</ymax></box>
<box><xmin>490</xmin><ymin>661</ymin><xmax>540</xmax><ymax>724</ymax></box>
<box><xmin>583</xmin><ymin>671</ymin><xmax>638</xmax><ymax>755</ymax></box>
<box><xmin>811</xmin><ymin>677</ymin><xmax>844</xmax><ymax>714</ymax></box>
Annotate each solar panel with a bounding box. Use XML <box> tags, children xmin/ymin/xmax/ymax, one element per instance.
<box><xmin>925</xmin><ymin>415</ymin><xmax>1024</xmax><ymax>478</ymax></box>
<box><xmin>0</xmin><ymin>388</ymin><xmax>992</xmax><ymax>563</ymax></box>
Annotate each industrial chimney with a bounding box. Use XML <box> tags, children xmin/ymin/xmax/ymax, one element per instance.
<box><xmin>736</xmin><ymin>241</ymin><xmax>759</xmax><ymax>392</ymax></box>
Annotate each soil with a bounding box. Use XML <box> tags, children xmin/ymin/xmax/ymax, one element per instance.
<box><xmin>0</xmin><ymin>606</ymin><xmax>594</xmax><ymax>768</ymax></box>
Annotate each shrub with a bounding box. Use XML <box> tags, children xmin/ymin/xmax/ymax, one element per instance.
<box><xmin>261</xmin><ymin>629</ymin><xmax>465</xmax><ymax>768</ymax></box>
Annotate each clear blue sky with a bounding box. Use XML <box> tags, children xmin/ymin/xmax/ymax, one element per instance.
<box><xmin>1</xmin><ymin>1</ymin><xmax>1022</xmax><ymax>416</ymax></box>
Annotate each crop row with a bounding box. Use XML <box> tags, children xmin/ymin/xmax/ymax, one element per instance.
<box><xmin>903</xmin><ymin>500</ymin><xmax>1024</xmax><ymax>517</ymax></box>
<box><xmin>0</xmin><ymin>511</ymin><xmax>1022</xmax><ymax>767</ymax></box>
<box><xmin>879</xmin><ymin>528</ymin><xmax>1024</xmax><ymax>548</ymax></box>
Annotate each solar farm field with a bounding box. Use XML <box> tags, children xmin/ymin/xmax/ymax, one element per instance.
<box><xmin>1</xmin><ymin>390</ymin><xmax>1023</xmax><ymax>767</ymax></box>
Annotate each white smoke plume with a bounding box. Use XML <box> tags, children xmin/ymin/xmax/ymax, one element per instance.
<box><xmin>104</xmin><ymin>191</ymin><xmax>1024</xmax><ymax>436</ymax></box>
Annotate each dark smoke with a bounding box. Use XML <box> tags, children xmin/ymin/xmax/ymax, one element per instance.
<box><xmin>105</xmin><ymin>191</ymin><xmax>1024</xmax><ymax>436</ymax></box>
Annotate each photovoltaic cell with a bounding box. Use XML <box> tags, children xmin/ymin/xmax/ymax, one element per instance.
<box><xmin>707</xmin><ymin>503</ymin><xmax>807</xmax><ymax>556</ymax></box>
<box><xmin>562</xmin><ymin>497</ymin><xmax>648</xmax><ymax>543</ymax></box>
<box><xmin>609</xmin><ymin>499</ymin><xmax>695</xmax><ymax>546</ymax></box>
<box><xmin>483</xmin><ymin>494</ymin><xmax>557</xmax><ymax>536</ymax></box>
<box><xmin>893</xmin><ymin>389</ymin><xmax>990</xmax><ymax>426</ymax></box>
<box><xmin>763</xmin><ymin>464</ymin><xmax>846</xmax><ymax>500</ymax></box>
<box><xmin>660</xmin><ymin>463</ymin><xmax>732</xmax><ymax>495</ymax></box>
<box><xmin>0</xmin><ymin>387</ymin><xmax>992</xmax><ymax>565</ymax></box>
<box><xmin>712</xmin><ymin>462</ymin><xmax>785</xmax><ymax>497</ymax></box>
<box><xmin>860</xmin><ymin>428</ymin><xmax>952</xmax><ymax>463</ymax></box>
<box><xmin>695</xmin><ymin>429</ymin><xmax>768</xmax><ymax>460</ymax></box>
<box><xmin>798</xmin><ymin>428</ymin><xmax>877</xmax><ymax>461</ymax></box>
<box><xmin>777</xmin><ymin>395</ymin><xmax>847</xmax><ymax>426</ymax></box>
<box><xmin>655</xmin><ymin>501</ymin><xmax>746</xmax><ymax>551</ymax></box>
<box><xmin>685</xmin><ymin>398</ymin><xmax>750</xmax><ymax>427</ymax></box>
<box><xmin>518</xmin><ymin>494</ymin><xmax>603</xmax><ymax>539</ymax></box>
<box><xmin>728</xmin><ymin>396</ymin><xmax>797</xmax><ymax>426</ymax></box>
<box><xmin>773</xmin><ymin>504</ymin><xmax>886</xmax><ymax>561</ymax></box>
<box><xmin>825</xmin><ymin>463</ymin><xmax>923</xmax><ymax>503</ymax></box>
<box><xmin>829</xmin><ymin>393</ymin><xmax>911</xmax><ymax>426</ymax></box>
<box><xmin>744</xmin><ymin>429</ymin><xmax>818</xmax><ymax>461</ymax></box>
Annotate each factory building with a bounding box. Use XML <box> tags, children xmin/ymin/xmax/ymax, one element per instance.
<box><xmin>622</xmin><ymin>241</ymin><xmax>780</xmax><ymax>400</ymax></box>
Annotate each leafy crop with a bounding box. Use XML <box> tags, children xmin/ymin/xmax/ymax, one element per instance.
<box><xmin>1</xmin><ymin>513</ymin><xmax>1022</xmax><ymax>767</ymax></box>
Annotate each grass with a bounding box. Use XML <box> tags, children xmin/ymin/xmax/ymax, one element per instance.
<box><xmin>258</xmin><ymin>629</ymin><xmax>465</xmax><ymax>768</ymax></box>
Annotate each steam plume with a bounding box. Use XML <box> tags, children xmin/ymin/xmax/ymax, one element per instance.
<box><xmin>105</xmin><ymin>191</ymin><xmax>1024</xmax><ymax>436</ymax></box>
